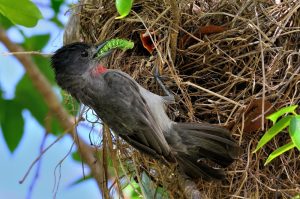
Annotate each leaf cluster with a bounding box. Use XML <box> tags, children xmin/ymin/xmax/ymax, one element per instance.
<box><xmin>253</xmin><ymin>105</ymin><xmax>300</xmax><ymax>165</ymax></box>
<box><xmin>0</xmin><ymin>0</ymin><xmax>79</xmax><ymax>153</ymax></box>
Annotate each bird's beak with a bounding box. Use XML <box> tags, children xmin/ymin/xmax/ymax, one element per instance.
<box><xmin>93</xmin><ymin>40</ymin><xmax>113</xmax><ymax>59</ymax></box>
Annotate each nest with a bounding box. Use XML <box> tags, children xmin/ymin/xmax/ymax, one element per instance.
<box><xmin>66</xmin><ymin>0</ymin><xmax>300</xmax><ymax>198</ymax></box>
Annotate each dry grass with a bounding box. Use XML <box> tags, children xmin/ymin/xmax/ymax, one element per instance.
<box><xmin>71</xmin><ymin>0</ymin><xmax>300</xmax><ymax>198</ymax></box>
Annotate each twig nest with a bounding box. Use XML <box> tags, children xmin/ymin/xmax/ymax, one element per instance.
<box><xmin>65</xmin><ymin>0</ymin><xmax>300</xmax><ymax>198</ymax></box>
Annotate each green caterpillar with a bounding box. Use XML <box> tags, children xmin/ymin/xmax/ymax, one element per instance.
<box><xmin>96</xmin><ymin>38</ymin><xmax>134</xmax><ymax>58</ymax></box>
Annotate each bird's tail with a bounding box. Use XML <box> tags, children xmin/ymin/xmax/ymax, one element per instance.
<box><xmin>168</xmin><ymin>122</ymin><xmax>241</xmax><ymax>180</ymax></box>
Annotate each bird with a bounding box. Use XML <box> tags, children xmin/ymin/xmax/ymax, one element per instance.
<box><xmin>51</xmin><ymin>41</ymin><xmax>240</xmax><ymax>180</ymax></box>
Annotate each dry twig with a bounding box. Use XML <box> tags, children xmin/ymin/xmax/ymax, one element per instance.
<box><xmin>77</xmin><ymin>0</ymin><xmax>300</xmax><ymax>197</ymax></box>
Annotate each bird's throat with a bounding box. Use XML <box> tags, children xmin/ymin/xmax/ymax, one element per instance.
<box><xmin>91</xmin><ymin>65</ymin><xmax>107</xmax><ymax>76</ymax></box>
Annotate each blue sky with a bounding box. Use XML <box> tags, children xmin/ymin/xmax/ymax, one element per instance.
<box><xmin>0</xmin><ymin>1</ymin><xmax>100</xmax><ymax>198</ymax></box>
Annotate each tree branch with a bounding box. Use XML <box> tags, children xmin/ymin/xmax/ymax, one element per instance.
<box><xmin>0</xmin><ymin>28</ymin><xmax>105</xmax><ymax>195</ymax></box>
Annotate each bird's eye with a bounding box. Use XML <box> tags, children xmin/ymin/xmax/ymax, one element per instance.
<box><xmin>81</xmin><ymin>50</ymin><xmax>88</xmax><ymax>57</ymax></box>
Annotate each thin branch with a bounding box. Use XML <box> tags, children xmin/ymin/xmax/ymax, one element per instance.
<box><xmin>53</xmin><ymin>141</ymin><xmax>75</xmax><ymax>199</ymax></box>
<box><xmin>19</xmin><ymin>134</ymin><xmax>64</xmax><ymax>184</ymax></box>
<box><xmin>102</xmin><ymin>125</ymin><xmax>110</xmax><ymax>199</ymax></box>
<box><xmin>26</xmin><ymin>132</ymin><xmax>48</xmax><ymax>199</ymax></box>
<box><xmin>1</xmin><ymin>51</ymin><xmax>53</xmax><ymax>57</ymax></box>
<box><xmin>0</xmin><ymin>28</ymin><xmax>104</xmax><ymax>194</ymax></box>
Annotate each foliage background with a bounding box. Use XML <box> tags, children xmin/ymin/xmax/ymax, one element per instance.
<box><xmin>0</xmin><ymin>0</ymin><xmax>100</xmax><ymax>198</ymax></box>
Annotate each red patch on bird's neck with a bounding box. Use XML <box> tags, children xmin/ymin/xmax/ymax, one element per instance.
<box><xmin>91</xmin><ymin>65</ymin><xmax>107</xmax><ymax>76</ymax></box>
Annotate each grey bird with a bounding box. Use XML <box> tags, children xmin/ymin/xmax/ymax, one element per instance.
<box><xmin>51</xmin><ymin>41</ymin><xmax>240</xmax><ymax>180</ymax></box>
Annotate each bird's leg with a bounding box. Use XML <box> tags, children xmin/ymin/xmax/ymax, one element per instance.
<box><xmin>153</xmin><ymin>66</ymin><xmax>175</xmax><ymax>104</ymax></box>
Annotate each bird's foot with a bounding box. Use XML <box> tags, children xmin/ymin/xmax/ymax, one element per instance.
<box><xmin>153</xmin><ymin>66</ymin><xmax>175</xmax><ymax>104</ymax></box>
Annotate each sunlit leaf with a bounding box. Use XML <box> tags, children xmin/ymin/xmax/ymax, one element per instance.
<box><xmin>0</xmin><ymin>100</ymin><xmax>24</xmax><ymax>152</ymax></box>
<box><xmin>289</xmin><ymin>116</ymin><xmax>300</xmax><ymax>150</ymax></box>
<box><xmin>253</xmin><ymin>116</ymin><xmax>293</xmax><ymax>153</ymax></box>
<box><xmin>123</xmin><ymin>180</ymin><xmax>141</xmax><ymax>198</ymax></box>
<box><xmin>264</xmin><ymin>141</ymin><xmax>295</xmax><ymax>165</ymax></box>
<box><xmin>292</xmin><ymin>194</ymin><xmax>300</xmax><ymax>199</ymax></box>
<box><xmin>115</xmin><ymin>0</ymin><xmax>133</xmax><ymax>19</ymax></box>
<box><xmin>266</xmin><ymin>105</ymin><xmax>298</xmax><ymax>124</ymax></box>
<box><xmin>0</xmin><ymin>0</ymin><xmax>43</xmax><ymax>27</ymax></box>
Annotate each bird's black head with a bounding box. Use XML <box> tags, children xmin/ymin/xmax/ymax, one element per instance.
<box><xmin>51</xmin><ymin>42</ymin><xmax>98</xmax><ymax>76</ymax></box>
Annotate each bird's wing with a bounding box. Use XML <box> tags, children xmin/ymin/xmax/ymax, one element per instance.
<box><xmin>94</xmin><ymin>70</ymin><xmax>172</xmax><ymax>160</ymax></box>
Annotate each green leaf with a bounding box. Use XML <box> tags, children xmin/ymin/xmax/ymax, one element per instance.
<box><xmin>23</xmin><ymin>34</ymin><xmax>51</xmax><ymax>51</ymax></box>
<box><xmin>15</xmin><ymin>75</ymin><xmax>48</xmax><ymax>124</ymax></box>
<box><xmin>69</xmin><ymin>174</ymin><xmax>92</xmax><ymax>187</ymax></box>
<box><xmin>50</xmin><ymin>16</ymin><xmax>64</xmax><ymax>28</ymax></box>
<box><xmin>253</xmin><ymin>116</ymin><xmax>293</xmax><ymax>153</ymax></box>
<box><xmin>71</xmin><ymin>151</ymin><xmax>82</xmax><ymax>162</ymax></box>
<box><xmin>266</xmin><ymin>105</ymin><xmax>298</xmax><ymax>124</ymax></box>
<box><xmin>115</xmin><ymin>0</ymin><xmax>133</xmax><ymax>19</ymax></box>
<box><xmin>50</xmin><ymin>117</ymin><xmax>63</xmax><ymax>135</ymax></box>
<box><xmin>62</xmin><ymin>91</ymin><xmax>79</xmax><ymax>116</ymax></box>
<box><xmin>0</xmin><ymin>100</ymin><xmax>24</xmax><ymax>152</ymax></box>
<box><xmin>33</xmin><ymin>56</ymin><xmax>56</xmax><ymax>85</ymax></box>
<box><xmin>0</xmin><ymin>90</ymin><xmax>3</xmax><ymax>123</ymax></box>
<box><xmin>292</xmin><ymin>194</ymin><xmax>300</xmax><ymax>199</ymax></box>
<box><xmin>140</xmin><ymin>172</ymin><xmax>168</xmax><ymax>199</ymax></box>
<box><xmin>15</xmin><ymin>75</ymin><xmax>62</xmax><ymax>135</ymax></box>
<box><xmin>0</xmin><ymin>13</ymin><xmax>13</xmax><ymax>29</ymax></box>
<box><xmin>123</xmin><ymin>180</ymin><xmax>142</xmax><ymax>199</ymax></box>
<box><xmin>264</xmin><ymin>141</ymin><xmax>295</xmax><ymax>165</ymax></box>
<box><xmin>20</xmin><ymin>34</ymin><xmax>57</xmax><ymax>85</ymax></box>
<box><xmin>51</xmin><ymin>0</ymin><xmax>64</xmax><ymax>14</ymax></box>
<box><xmin>289</xmin><ymin>115</ymin><xmax>300</xmax><ymax>150</ymax></box>
<box><xmin>0</xmin><ymin>0</ymin><xmax>43</xmax><ymax>27</ymax></box>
